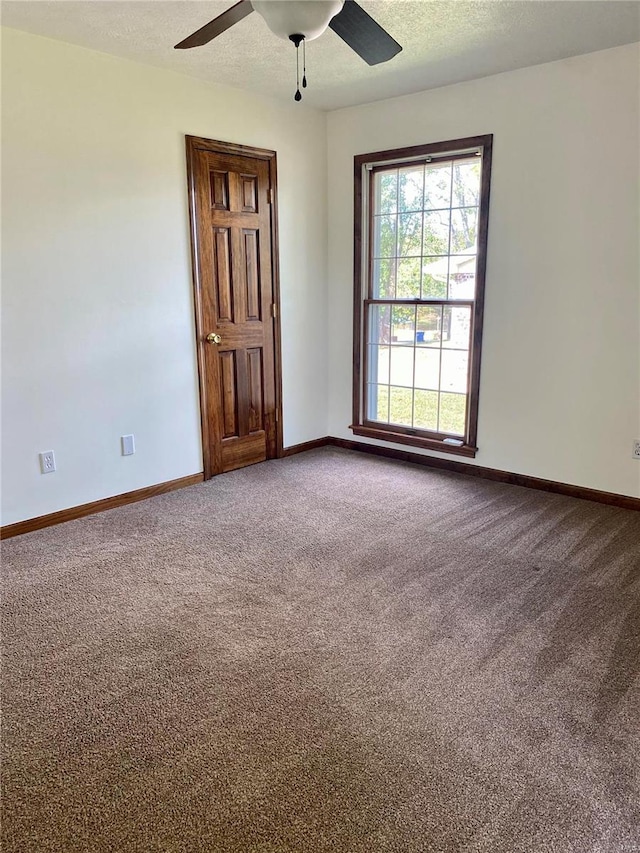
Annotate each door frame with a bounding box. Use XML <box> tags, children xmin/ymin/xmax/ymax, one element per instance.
<box><xmin>185</xmin><ymin>135</ymin><xmax>284</xmax><ymax>479</ymax></box>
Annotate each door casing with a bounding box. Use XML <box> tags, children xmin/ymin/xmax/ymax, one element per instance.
<box><xmin>185</xmin><ymin>135</ymin><xmax>284</xmax><ymax>479</ymax></box>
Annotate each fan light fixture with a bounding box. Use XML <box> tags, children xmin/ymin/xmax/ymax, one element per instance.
<box><xmin>253</xmin><ymin>1</ymin><xmax>344</xmax><ymax>100</ymax></box>
<box><xmin>252</xmin><ymin>1</ymin><xmax>344</xmax><ymax>41</ymax></box>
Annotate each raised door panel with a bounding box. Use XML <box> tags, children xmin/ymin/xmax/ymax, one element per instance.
<box><xmin>247</xmin><ymin>348</ymin><xmax>264</xmax><ymax>434</ymax></box>
<box><xmin>219</xmin><ymin>351</ymin><xmax>238</xmax><ymax>439</ymax></box>
<box><xmin>243</xmin><ymin>230</ymin><xmax>261</xmax><ymax>322</ymax></box>
<box><xmin>240</xmin><ymin>174</ymin><xmax>258</xmax><ymax>212</ymax></box>
<box><xmin>210</xmin><ymin>170</ymin><xmax>230</xmax><ymax>210</ymax></box>
<box><xmin>213</xmin><ymin>228</ymin><xmax>233</xmax><ymax>323</ymax></box>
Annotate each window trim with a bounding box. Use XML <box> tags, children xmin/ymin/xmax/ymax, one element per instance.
<box><xmin>351</xmin><ymin>134</ymin><xmax>493</xmax><ymax>458</ymax></box>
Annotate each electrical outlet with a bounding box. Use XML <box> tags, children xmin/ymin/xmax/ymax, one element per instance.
<box><xmin>633</xmin><ymin>440</ymin><xmax>640</xmax><ymax>460</ymax></box>
<box><xmin>121</xmin><ymin>434</ymin><xmax>135</xmax><ymax>456</ymax></box>
<box><xmin>39</xmin><ymin>451</ymin><xmax>56</xmax><ymax>474</ymax></box>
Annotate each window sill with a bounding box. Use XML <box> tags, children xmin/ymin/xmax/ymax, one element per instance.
<box><xmin>350</xmin><ymin>424</ymin><xmax>478</xmax><ymax>458</ymax></box>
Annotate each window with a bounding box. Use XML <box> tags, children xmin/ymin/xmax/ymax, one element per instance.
<box><xmin>351</xmin><ymin>135</ymin><xmax>493</xmax><ymax>458</ymax></box>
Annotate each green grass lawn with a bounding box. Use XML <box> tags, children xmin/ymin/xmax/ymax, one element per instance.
<box><xmin>375</xmin><ymin>385</ymin><xmax>466</xmax><ymax>435</ymax></box>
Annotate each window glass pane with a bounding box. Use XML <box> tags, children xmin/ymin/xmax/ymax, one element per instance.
<box><xmin>423</xmin><ymin>210</ymin><xmax>450</xmax><ymax>256</ymax></box>
<box><xmin>448</xmin><ymin>256</ymin><xmax>476</xmax><ymax>300</ymax></box>
<box><xmin>374</xmin><ymin>170</ymin><xmax>398</xmax><ymax>214</ymax></box>
<box><xmin>372</xmin><ymin>258</ymin><xmax>396</xmax><ymax>298</ymax></box>
<box><xmin>415</xmin><ymin>348</ymin><xmax>440</xmax><ymax>390</ymax></box>
<box><xmin>390</xmin><ymin>346</ymin><xmax>414</xmax><ymax>387</ymax></box>
<box><xmin>368</xmin><ymin>304</ymin><xmax>391</xmax><ymax>345</ymax></box>
<box><xmin>414</xmin><ymin>389</ymin><xmax>439</xmax><ymax>431</ymax></box>
<box><xmin>389</xmin><ymin>386</ymin><xmax>413</xmax><ymax>426</ymax></box>
<box><xmin>440</xmin><ymin>350</ymin><xmax>468</xmax><ymax>394</ymax></box>
<box><xmin>396</xmin><ymin>258</ymin><xmax>421</xmax><ymax>299</ymax></box>
<box><xmin>439</xmin><ymin>392</ymin><xmax>466</xmax><ymax>435</ymax></box>
<box><xmin>452</xmin><ymin>159</ymin><xmax>481</xmax><ymax>209</ymax></box>
<box><xmin>416</xmin><ymin>305</ymin><xmax>443</xmax><ymax>347</ymax></box>
<box><xmin>450</xmin><ymin>207</ymin><xmax>478</xmax><ymax>254</ymax></box>
<box><xmin>424</xmin><ymin>162</ymin><xmax>452</xmax><ymax>210</ymax></box>
<box><xmin>391</xmin><ymin>305</ymin><xmax>416</xmax><ymax>345</ymax></box>
<box><xmin>399</xmin><ymin>166</ymin><xmax>424</xmax><ymax>212</ymax></box>
<box><xmin>422</xmin><ymin>277</ymin><xmax>447</xmax><ymax>299</ymax></box>
<box><xmin>373</xmin><ymin>214</ymin><xmax>397</xmax><ymax>258</ymax></box>
<box><xmin>368</xmin><ymin>344</ymin><xmax>390</xmax><ymax>384</ymax></box>
<box><xmin>421</xmin><ymin>256</ymin><xmax>448</xmax><ymax>299</ymax></box>
<box><xmin>398</xmin><ymin>212</ymin><xmax>423</xmax><ymax>257</ymax></box>
<box><xmin>441</xmin><ymin>305</ymin><xmax>471</xmax><ymax>349</ymax></box>
<box><xmin>367</xmin><ymin>384</ymin><xmax>389</xmax><ymax>422</ymax></box>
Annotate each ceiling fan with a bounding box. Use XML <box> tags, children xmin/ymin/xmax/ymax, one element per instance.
<box><xmin>175</xmin><ymin>0</ymin><xmax>402</xmax><ymax>101</ymax></box>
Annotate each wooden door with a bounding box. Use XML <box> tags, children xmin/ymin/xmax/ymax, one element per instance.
<box><xmin>186</xmin><ymin>137</ymin><xmax>282</xmax><ymax>477</ymax></box>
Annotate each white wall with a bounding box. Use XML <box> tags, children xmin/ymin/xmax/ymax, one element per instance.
<box><xmin>1</xmin><ymin>27</ymin><xmax>328</xmax><ymax>525</ymax></box>
<box><xmin>327</xmin><ymin>44</ymin><xmax>640</xmax><ymax>498</ymax></box>
<box><xmin>3</xmin><ymin>33</ymin><xmax>639</xmax><ymax>528</ymax></box>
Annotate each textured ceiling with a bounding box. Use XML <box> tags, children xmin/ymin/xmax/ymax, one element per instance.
<box><xmin>2</xmin><ymin>0</ymin><xmax>639</xmax><ymax>110</ymax></box>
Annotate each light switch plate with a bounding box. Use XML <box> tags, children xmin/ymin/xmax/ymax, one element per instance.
<box><xmin>121</xmin><ymin>434</ymin><xmax>135</xmax><ymax>456</ymax></box>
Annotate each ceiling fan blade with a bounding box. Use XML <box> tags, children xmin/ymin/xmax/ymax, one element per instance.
<box><xmin>329</xmin><ymin>0</ymin><xmax>402</xmax><ymax>65</ymax></box>
<box><xmin>174</xmin><ymin>0</ymin><xmax>254</xmax><ymax>49</ymax></box>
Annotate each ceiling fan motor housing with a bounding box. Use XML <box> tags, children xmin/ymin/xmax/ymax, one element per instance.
<box><xmin>252</xmin><ymin>0</ymin><xmax>344</xmax><ymax>41</ymax></box>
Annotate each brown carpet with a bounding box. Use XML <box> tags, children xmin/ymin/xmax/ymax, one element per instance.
<box><xmin>2</xmin><ymin>447</ymin><xmax>639</xmax><ymax>853</ymax></box>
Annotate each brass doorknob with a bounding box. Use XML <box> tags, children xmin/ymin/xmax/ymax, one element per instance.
<box><xmin>206</xmin><ymin>333</ymin><xmax>222</xmax><ymax>345</ymax></box>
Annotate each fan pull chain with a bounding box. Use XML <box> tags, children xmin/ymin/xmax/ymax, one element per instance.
<box><xmin>302</xmin><ymin>39</ymin><xmax>307</xmax><ymax>89</ymax></box>
<box><xmin>295</xmin><ymin>42</ymin><xmax>302</xmax><ymax>101</ymax></box>
<box><xmin>289</xmin><ymin>34</ymin><xmax>304</xmax><ymax>102</ymax></box>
